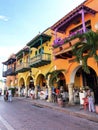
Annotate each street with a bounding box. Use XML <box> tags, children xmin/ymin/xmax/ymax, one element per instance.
<box><xmin>0</xmin><ymin>96</ymin><xmax>98</xmax><ymax>130</ymax></box>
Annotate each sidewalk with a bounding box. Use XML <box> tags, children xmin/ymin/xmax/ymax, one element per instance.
<box><xmin>14</xmin><ymin>97</ymin><xmax>98</xmax><ymax>123</ymax></box>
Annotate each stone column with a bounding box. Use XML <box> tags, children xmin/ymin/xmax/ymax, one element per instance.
<box><xmin>68</xmin><ymin>83</ymin><xmax>74</xmax><ymax>105</ymax></box>
<box><xmin>34</xmin><ymin>85</ymin><xmax>38</xmax><ymax>99</ymax></box>
<box><xmin>18</xmin><ymin>87</ymin><xmax>21</xmax><ymax>97</ymax></box>
<box><xmin>48</xmin><ymin>86</ymin><xmax>52</xmax><ymax>102</ymax></box>
<box><xmin>47</xmin><ymin>77</ymin><xmax>52</xmax><ymax>102</ymax></box>
<box><xmin>25</xmin><ymin>86</ymin><xmax>28</xmax><ymax>98</ymax></box>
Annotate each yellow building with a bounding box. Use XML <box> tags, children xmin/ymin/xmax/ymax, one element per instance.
<box><xmin>15</xmin><ymin>28</ymin><xmax>55</xmax><ymax>99</ymax></box>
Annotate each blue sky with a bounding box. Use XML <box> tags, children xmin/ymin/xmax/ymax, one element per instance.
<box><xmin>0</xmin><ymin>0</ymin><xmax>85</xmax><ymax>79</ymax></box>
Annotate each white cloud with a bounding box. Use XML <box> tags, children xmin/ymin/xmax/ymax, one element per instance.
<box><xmin>0</xmin><ymin>15</ymin><xmax>8</xmax><ymax>21</ymax></box>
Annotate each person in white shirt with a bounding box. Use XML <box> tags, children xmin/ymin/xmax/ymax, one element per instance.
<box><xmin>8</xmin><ymin>89</ymin><xmax>12</xmax><ymax>102</ymax></box>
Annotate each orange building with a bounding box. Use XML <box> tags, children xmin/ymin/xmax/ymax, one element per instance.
<box><xmin>2</xmin><ymin>54</ymin><xmax>17</xmax><ymax>88</ymax></box>
<box><xmin>51</xmin><ymin>0</ymin><xmax>98</xmax><ymax>104</ymax></box>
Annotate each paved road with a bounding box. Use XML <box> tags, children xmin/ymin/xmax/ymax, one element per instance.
<box><xmin>0</xmin><ymin>96</ymin><xmax>98</xmax><ymax>130</ymax></box>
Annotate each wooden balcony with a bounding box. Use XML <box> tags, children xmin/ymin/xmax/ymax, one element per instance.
<box><xmin>15</xmin><ymin>62</ymin><xmax>30</xmax><ymax>73</ymax></box>
<box><xmin>2</xmin><ymin>67</ymin><xmax>16</xmax><ymax>77</ymax></box>
<box><xmin>29</xmin><ymin>53</ymin><xmax>51</xmax><ymax>68</ymax></box>
<box><xmin>53</xmin><ymin>37</ymin><xmax>80</xmax><ymax>59</ymax></box>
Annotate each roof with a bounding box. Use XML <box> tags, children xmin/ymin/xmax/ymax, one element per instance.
<box><xmin>27</xmin><ymin>33</ymin><xmax>51</xmax><ymax>48</ymax></box>
<box><xmin>51</xmin><ymin>4</ymin><xmax>97</xmax><ymax>32</ymax></box>
<box><xmin>15</xmin><ymin>46</ymin><xmax>29</xmax><ymax>57</ymax></box>
<box><xmin>2</xmin><ymin>57</ymin><xmax>16</xmax><ymax>65</ymax></box>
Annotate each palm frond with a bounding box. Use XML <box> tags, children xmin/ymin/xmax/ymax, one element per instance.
<box><xmin>72</xmin><ymin>30</ymin><xmax>98</xmax><ymax>73</ymax></box>
<box><xmin>45</xmin><ymin>69</ymin><xmax>66</xmax><ymax>85</ymax></box>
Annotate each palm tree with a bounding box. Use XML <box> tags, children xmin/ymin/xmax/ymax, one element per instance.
<box><xmin>72</xmin><ymin>30</ymin><xmax>98</xmax><ymax>73</ymax></box>
<box><xmin>45</xmin><ymin>69</ymin><xmax>65</xmax><ymax>102</ymax></box>
<box><xmin>45</xmin><ymin>69</ymin><xmax>65</xmax><ymax>86</ymax></box>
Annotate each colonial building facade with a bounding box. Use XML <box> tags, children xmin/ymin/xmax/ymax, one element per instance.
<box><xmin>2</xmin><ymin>0</ymin><xmax>98</xmax><ymax>104</ymax></box>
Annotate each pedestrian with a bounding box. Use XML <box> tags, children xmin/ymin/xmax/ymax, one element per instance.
<box><xmin>45</xmin><ymin>86</ymin><xmax>48</xmax><ymax>100</ymax></box>
<box><xmin>8</xmin><ymin>89</ymin><xmax>12</xmax><ymax>102</ymax></box>
<box><xmin>88</xmin><ymin>91</ymin><xmax>95</xmax><ymax>112</ymax></box>
<box><xmin>0</xmin><ymin>89</ymin><xmax>2</xmax><ymax>96</ymax></box>
<box><xmin>61</xmin><ymin>91</ymin><xmax>66</xmax><ymax>102</ymax></box>
<box><xmin>4</xmin><ymin>90</ymin><xmax>8</xmax><ymax>101</ymax></box>
<box><xmin>30</xmin><ymin>88</ymin><xmax>35</xmax><ymax>99</ymax></box>
<box><xmin>52</xmin><ymin>86</ymin><xmax>56</xmax><ymax>102</ymax></box>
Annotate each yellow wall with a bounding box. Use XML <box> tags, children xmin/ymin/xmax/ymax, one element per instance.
<box><xmin>17</xmin><ymin>28</ymin><xmax>54</xmax><ymax>88</ymax></box>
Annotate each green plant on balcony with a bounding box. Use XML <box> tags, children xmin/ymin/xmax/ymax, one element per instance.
<box><xmin>72</xmin><ymin>30</ymin><xmax>98</xmax><ymax>73</ymax></box>
<box><xmin>53</xmin><ymin>32</ymin><xmax>82</xmax><ymax>48</ymax></box>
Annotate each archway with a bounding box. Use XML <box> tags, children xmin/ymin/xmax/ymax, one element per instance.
<box><xmin>50</xmin><ymin>71</ymin><xmax>68</xmax><ymax>91</ymax></box>
<box><xmin>36</xmin><ymin>74</ymin><xmax>46</xmax><ymax>90</ymax></box>
<box><xmin>26</xmin><ymin>76</ymin><xmax>34</xmax><ymax>89</ymax></box>
<box><xmin>71</xmin><ymin>66</ymin><xmax>98</xmax><ymax>104</ymax></box>
<box><xmin>19</xmin><ymin>78</ymin><xmax>25</xmax><ymax>89</ymax></box>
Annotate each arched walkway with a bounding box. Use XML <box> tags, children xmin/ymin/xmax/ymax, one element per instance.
<box><xmin>71</xmin><ymin>66</ymin><xmax>98</xmax><ymax>104</ymax></box>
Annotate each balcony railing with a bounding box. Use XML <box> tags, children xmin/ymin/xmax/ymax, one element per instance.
<box><xmin>29</xmin><ymin>53</ymin><xmax>51</xmax><ymax>68</ymax></box>
<box><xmin>53</xmin><ymin>28</ymin><xmax>84</xmax><ymax>48</ymax></box>
<box><xmin>15</xmin><ymin>62</ymin><xmax>30</xmax><ymax>73</ymax></box>
<box><xmin>52</xmin><ymin>29</ymin><xmax>85</xmax><ymax>59</ymax></box>
<box><xmin>2</xmin><ymin>67</ymin><xmax>15</xmax><ymax>77</ymax></box>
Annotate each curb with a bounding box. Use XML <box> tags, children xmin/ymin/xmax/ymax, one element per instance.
<box><xmin>14</xmin><ymin>97</ymin><xmax>98</xmax><ymax>123</ymax></box>
<box><xmin>31</xmin><ymin>101</ymin><xmax>98</xmax><ymax>123</ymax></box>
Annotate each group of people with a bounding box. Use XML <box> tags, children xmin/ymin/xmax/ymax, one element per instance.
<box><xmin>4</xmin><ymin>89</ymin><xmax>12</xmax><ymax>102</ymax></box>
<box><xmin>51</xmin><ymin>86</ymin><xmax>68</xmax><ymax>103</ymax></box>
<box><xmin>79</xmin><ymin>88</ymin><xmax>95</xmax><ymax>112</ymax></box>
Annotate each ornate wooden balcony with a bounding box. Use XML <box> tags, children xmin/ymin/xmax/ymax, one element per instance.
<box><xmin>15</xmin><ymin>62</ymin><xmax>30</xmax><ymax>73</ymax></box>
<box><xmin>2</xmin><ymin>67</ymin><xmax>16</xmax><ymax>77</ymax></box>
<box><xmin>29</xmin><ymin>53</ymin><xmax>51</xmax><ymax>68</ymax></box>
<box><xmin>53</xmin><ymin>37</ymin><xmax>80</xmax><ymax>59</ymax></box>
<box><xmin>53</xmin><ymin>29</ymin><xmax>83</xmax><ymax>59</ymax></box>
